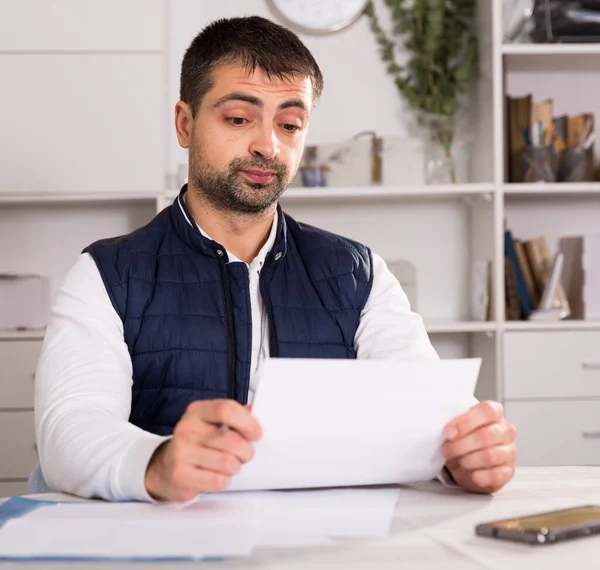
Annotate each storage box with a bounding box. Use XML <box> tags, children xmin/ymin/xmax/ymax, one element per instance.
<box><xmin>0</xmin><ymin>274</ymin><xmax>49</xmax><ymax>330</ymax></box>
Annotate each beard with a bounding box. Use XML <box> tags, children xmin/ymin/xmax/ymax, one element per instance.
<box><xmin>188</xmin><ymin>138</ymin><xmax>290</xmax><ymax>215</ymax></box>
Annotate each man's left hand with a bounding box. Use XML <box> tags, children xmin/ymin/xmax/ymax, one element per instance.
<box><xmin>442</xmin><ymin>401</ymin><xmax>516</xmax><ymax>494</ymax></box>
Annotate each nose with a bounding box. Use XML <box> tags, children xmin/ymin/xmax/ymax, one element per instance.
<box><xmin>248</xmin><ymin>125</ymin><xmax>280</xmax><ymax>160</ymax></box>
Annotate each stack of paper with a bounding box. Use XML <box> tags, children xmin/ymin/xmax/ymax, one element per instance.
<box><xmin>0</xmin><ymin>488</ymin><xmax>401</xmax><ymax>560</ymax></box>
<box><xmin>0</xmin><ymin>497</ymin><xmax>258</xmax><ymax>560</ymax></box>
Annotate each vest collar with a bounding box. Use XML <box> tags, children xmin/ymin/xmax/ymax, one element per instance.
<box><xmin>169</xmin><ymin>184</ymin><xmax>288</xmax><ymax>262</ymax></box>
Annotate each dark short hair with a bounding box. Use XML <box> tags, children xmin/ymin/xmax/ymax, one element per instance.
<box><xmin>180</xmin><ymin>15</ymin><xmax>324</xmax><ymax>117</ymax></box>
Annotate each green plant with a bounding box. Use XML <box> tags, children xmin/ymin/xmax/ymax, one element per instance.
<box><xmin>365</xmin><ymin>0</ymin><xmax>479</xmax><ymax>182</ymax></box>
<box><xmin>365</xmin><ymin>0</ymin><xmax>478</xmax><ymax>118</ymax></box>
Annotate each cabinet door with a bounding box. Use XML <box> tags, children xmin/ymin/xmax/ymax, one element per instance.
<box><xmin>0</xmin><ymin>480</ymin><xmax>28</xmax><ymax>499</ymax></box>
<box><xmin>506</xmin><ymin>401</ymin><xmax>600</xmax><ymax>466</ymax></box>
<box><xmin>0</xmin><ymin>54</ymin><xmax>165</xmax><ymax>193</ymax></box>
<box><xmin>504</xmin><ymin>331</ymin><xmax>600</xmax><ymax>399</ymax></box>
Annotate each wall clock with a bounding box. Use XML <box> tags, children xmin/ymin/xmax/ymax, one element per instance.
<box><xmin>266</xmin><ymin>0</ymin><xmax>370</xmax><ymax>34</ymax></box>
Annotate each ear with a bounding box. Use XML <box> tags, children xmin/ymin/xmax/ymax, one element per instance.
<box><xmin>174</xmin><ymin>101</ymin><xmax>193</xmax><ymax>149</ymax></box>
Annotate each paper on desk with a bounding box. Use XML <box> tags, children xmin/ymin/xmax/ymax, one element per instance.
<box><xmin>0</xmin><ymin>497</ymin><xmax>258</xmax><ymax>560</ymax></box>
<box><xmin>229</xmin><ymin>357</ymin><xmax>480</xmax><ymax>492</ymax></box>
<box><xmin>201</xmin><ymin>487</ymin><xmax>401</xmax><ymax>546</ymax></box>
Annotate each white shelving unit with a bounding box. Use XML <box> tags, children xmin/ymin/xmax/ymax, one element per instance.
<box><xmin>494</xmin><ymin>2</ymin><xmax>600</xmax><ymax>468</ymax></box>
<box><xmin>2</xmin><ymin>0</ymin><xmax>600</xmax><ymax>494</ymax></box>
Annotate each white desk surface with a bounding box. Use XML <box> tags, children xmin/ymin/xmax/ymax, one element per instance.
<box><xmin>1</xmin><ymin>466</ymin><xmax>600</xmax><ymax>569</ymax></box>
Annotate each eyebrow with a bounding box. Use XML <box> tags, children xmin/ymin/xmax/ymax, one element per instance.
<box><xmin>213</xmin><ymin>92</ymin><xmax>309</xmax><ymax>113</ymax></box>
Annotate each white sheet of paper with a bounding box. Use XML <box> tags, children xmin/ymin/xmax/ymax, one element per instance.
<box><xmin>229</xmin><ymin>358</ymin><xmax>480</xmax><ymax>492</ymax></box>
<box><xmin>0</xmin><ymin>499</ymin><xmax>258</xmax><ymax>560</ymax></box>
<box><xmin>199</xmin><ymin>487</ymin><xmax>401</xmax><ymax>546</ymax></box>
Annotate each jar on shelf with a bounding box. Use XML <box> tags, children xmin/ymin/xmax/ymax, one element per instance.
<box><xmin>419</xmin><ymin>112</ymin><xmax>471</xmax><ymax>185</ymax></box>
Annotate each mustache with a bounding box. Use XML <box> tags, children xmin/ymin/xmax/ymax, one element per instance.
<box><xmin>229</xmin><ymin>157</ymin><xmax>287</xmax><ymax>177</ymax></box>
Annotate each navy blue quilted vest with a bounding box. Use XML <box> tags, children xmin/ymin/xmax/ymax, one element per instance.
<box><xmin>84</xmin><ymin>186</ymin><xmax>373</xmax><ymax>436</ymax></box>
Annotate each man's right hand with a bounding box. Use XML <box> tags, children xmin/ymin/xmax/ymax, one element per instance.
<box><xmin>144</xmin><ymin>399</ymin><xmax>262</xmax><ymax>502</ymax></box>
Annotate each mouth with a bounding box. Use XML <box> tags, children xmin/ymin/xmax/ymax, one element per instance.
<box><xmin>241</xmin><ymin>169</ymin><xmax>277</xmax><ymax>184</ymax></box>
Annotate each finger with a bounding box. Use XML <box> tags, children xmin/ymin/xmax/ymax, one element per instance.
<box><xmin>191</xmin><ymin>400</ymin><xmax>263</xmax><ymax>441</ymax></box>
<box><xmin>170</xmin><ymin>464</ymin><xmax>231</xmax><ymax>498</ymax></box>
<box><xmin>456</xmin><ymin>444</ymin><xmax>516</xmax><ymax>471</ymax></box>
<box><xmin>442</xmin><ymin>421</ymin><xmax>511</xmax><ymax>461</ymax></box>
<box><xmin>174</xmin><ymin>418</ymin><xmax>255</xmax><ymax>464</ymax></box>
<box><xmin>202</xmin><ymin>424</ymin><xmax>255</xmax><ymax>463</ymax></box>
<box><xmin>444</xmin><ymin>401</ymin><xmax>504</xmax><ymax>441</ymax></box>
<box><xmin>471</xmin><ymin>465</ymin><xmax>515</xmax><ymax>492</ymax></box>
<box><xmin>188</xmin><ymin>447</ymin><xmax>242</xmax><ymax>476</ymax></box>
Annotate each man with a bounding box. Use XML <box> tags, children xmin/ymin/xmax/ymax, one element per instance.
<box><xmin>35</xmin><ymin>16</ymin><xmax>516</xmax><ymax>503</ymax></box>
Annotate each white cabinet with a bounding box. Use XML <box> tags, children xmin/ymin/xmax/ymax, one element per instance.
<box><xmin>0</xmin><ymin>340</ymin><xmax>41</xmax><ymax>490</ymax></box>
<box><xmin>504</xmin><ymin>330</ymin><xmax>600</xmax><ymax>465</ymax></box>
<box><xmin>0</xmin><ymin>54</ymin><xmax>165</xmax><ymax>194</ymax></box>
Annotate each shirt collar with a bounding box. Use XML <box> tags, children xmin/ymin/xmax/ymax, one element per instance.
<box><xmin>180</xmin><ymin>189</ymin><xmax>278</xmax><ymax>268</ymax></box>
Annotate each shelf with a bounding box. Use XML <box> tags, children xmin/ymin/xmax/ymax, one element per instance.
<box><xmin>504</xmin><ymin>320</ymin><xmax>600</xmax><ymax>332</ymax></box>
<box><xmin>279</xmin><ymin>184</ymin><xmax>495</xmax><ymax>202</ymax></box>
<box><xmin>164</xmin><ymin>184</ymin><xmax>496</xmax><ymax>204</ymax></box>
<box><xmin>0</xmin><ymin>329</ymin><xmax>46</xmax><ymax>341</ymax></box>
<box><xmin>0</xmin><ymin>192</ymin><xmax>161</xmax><ymax>205</ymax></box>
<box><xmin>502</xmin><ymin>43</ymin><xmax>600</xmax><ymax>56</ymax></box>
<box><xmin>1</xmin><ymin>324</ymin><xmax>498</xmax><ymax>339</ymax></box>
<box><xmin>424</xmin><ymin>321</ymin><xmax>497</xmax><ymax>334</ymax></box>
<box><xmin>503</xmin><ymin>183</ymin><xmax>600</xmax><ymax>199</ymax></box>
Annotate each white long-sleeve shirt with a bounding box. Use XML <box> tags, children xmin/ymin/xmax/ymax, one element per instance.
<box><xmin>35</xmin><ymin>205</ymin><xmax>440</xmax><ymax>502</ymax></box>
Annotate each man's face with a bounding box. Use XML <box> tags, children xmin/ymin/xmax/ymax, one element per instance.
<box><xmin>178</xmin><ymin>63</ymin><xmax>313</xmax><ymax>215</ymax></box>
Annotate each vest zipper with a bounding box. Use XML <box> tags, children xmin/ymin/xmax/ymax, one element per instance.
<box><xmin>259</xmin><ymin>252</ymin><xmax>278</xmax><ymax>357</ymax></box>
<box><xmin>219</xmin><ymin>255</ymin><xmax>237</xmax><ymax>401</ymax></box>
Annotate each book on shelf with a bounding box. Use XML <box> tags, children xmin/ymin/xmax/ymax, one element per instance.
<box><xmin>504</xmin><ymin>256</ymin><xmax>520</xmax><ymax>321</ymax></box>
<box><xmin>504</xmin><ymin>230</ymin><xmax>571</xmax><ymax>321</ymax></box>
<box><xmin>504</xmin><ymin>229</ymin><xmax>534</xmax><ymax>319</ymax></box>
